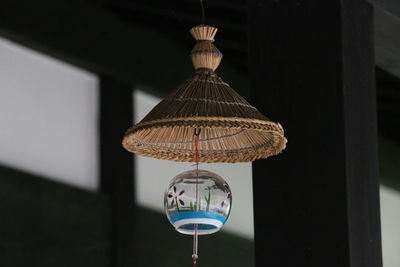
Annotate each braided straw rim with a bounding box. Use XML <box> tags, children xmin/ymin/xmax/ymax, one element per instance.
<box><xmin>123</xmin><ymin>117</ymin><xmax>287</xmax><ymax>163</ymax></box>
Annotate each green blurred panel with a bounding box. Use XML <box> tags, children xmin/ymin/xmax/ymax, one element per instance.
<box><xmin>136</xmin><ymin>208</ymin><xmax>254</xmax><ymax>266</ymax></box>
<box><xmin>0</xmin><ymin>166</ymin><xmax>111</xmax><ymax>267</ymax></box>
<box><xmin>0</xmin><ymin>165</ymin><xmax>254</xmax><ymax>266</ymax></box>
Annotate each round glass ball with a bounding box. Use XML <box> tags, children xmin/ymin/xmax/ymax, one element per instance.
<box><xmin>164</xmin><ymin>169</ymin><xmax>232</xmax><ymax>235</ymax></box>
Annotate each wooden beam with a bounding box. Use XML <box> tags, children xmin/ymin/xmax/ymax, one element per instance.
<box><xmin>376</xmin><ymin>68</ymin><xmax>400</xmax><ymax>139</ymax></box>
<box><xmin>375</xmin><ymin>8</ymin><xmax>400</xmax><ymax>79</ymax></box>
<box><xmin>248</xmin><ymin>0</ymin><xmax>382</xmax><ymax>266</ymax></box>
<box><xmin>368</xmin><ymin>0</ymin><xmax>400</xmax><ymax>19</ymax></box>
<box><xmin>99</xmin><ymin>76</ymin><xmax>136</xmax><ymax>266</ymax></box>
<box><xmin>0</xmin><ymin>0</ymin><xmax>190</xmax><ymax>97</ymax></box>
<box><xmin>0</xmin><ymin>0</ymin><xmax>248</xmax><ymax>98</ymax></box>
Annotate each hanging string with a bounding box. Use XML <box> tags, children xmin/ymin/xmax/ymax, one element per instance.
<box><xmin>199</xmin><ymin>0</ymin><xmax>206</xmax><ymax>24</ymax></box>
<box><xmin>192</xmin><ymin>128</ymin><xmax>201</xmax><ymax>267</ymax></box>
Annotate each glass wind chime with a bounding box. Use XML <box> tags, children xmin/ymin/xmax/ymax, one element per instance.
<box><xmin>122</xmin><ymin>24</ymin><xmax>287</xmax><ymax>266</ymax></box>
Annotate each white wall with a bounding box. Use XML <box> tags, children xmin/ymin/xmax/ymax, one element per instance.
<box><xmin>0</xmin><ymin>37</ymin><xmax>99</xmax><ymax>191</ymax></box>
<box><xmin>134</xmin><ymin>90</ymin><xmax>255</xmax><ymax>239</ymax></box>
<box><xmin>380</xmin><ymin>185</ymin><xmax>400</xmax><ymax>267</ymax></box>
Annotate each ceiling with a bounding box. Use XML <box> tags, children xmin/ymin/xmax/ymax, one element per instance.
<box><xmin>105</xmin><ymin>0</ymin><xmax>248</xmax><ymax>72</ymax></box>
<box><xmin>105</xmin><ymin>0</ymin><xmax>400</xmax><ymax>140</ymax></box>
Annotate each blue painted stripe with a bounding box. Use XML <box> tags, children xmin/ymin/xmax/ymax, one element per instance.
<box><xmin>190</xmin><ymin>50</ymin><xmax>223</xmax><ymax>56</ymax></box>
<box><xmin>169</xmin><ymin>211</ymin><xmax>227</xmax><ymax>224</ymax></box>
<box><xmin>180</xmin><ymin>224</ymin><xmax>217</xmax><ymax>230</ymax></box>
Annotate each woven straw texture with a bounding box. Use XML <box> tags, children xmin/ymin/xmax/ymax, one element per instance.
<box><xmin>122</xmin><ymin>25</ymin><xmax>287</xmax><ymax>163</ymax></box>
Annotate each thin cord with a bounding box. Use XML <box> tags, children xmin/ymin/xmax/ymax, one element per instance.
<box><xmin>193</xmin><ymin>128</ymin><xmax>201</xmax><ymax>267</ymax></box>
<box><xmin>199</xmin><ymin>0</ymin><xmax>206</xmax><ymax>24</ymax></box>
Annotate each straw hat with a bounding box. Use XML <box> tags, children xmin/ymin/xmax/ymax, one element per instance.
<box><xmin>122</xmin><ymin>25</ymin><xmax>287</xmax><ymax>163</ymax></box>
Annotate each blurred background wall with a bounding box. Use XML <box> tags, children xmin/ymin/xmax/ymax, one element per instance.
<box><xmin>0</xmin><ymin>1</ymin><xmax>399</xmax><ymax>266</ymax></box>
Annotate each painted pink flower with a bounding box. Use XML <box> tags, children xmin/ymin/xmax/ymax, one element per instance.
<box><xmin>168</xmin><ymin>186</ymin><xmax>185</xmax><ymax>210</ymax></box>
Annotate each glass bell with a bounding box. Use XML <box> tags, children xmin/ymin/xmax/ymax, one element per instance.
<box><xmin>164</xmin><ymin>169</ymin><xmax>232</xmax><ymax>235</ymax></box>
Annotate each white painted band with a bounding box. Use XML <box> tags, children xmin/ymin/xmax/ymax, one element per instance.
<box><xmin>173</xmin><ymin>218</ymin><xmax>223</xmax><ymax>235</ymax></box>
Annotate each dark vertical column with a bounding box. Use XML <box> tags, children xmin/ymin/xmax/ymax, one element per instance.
<box><xmin>100</xmin><ymin>76</ymin><xmax>135</xmax><ymax>267</ymax></box>
<box><xmin>248</xmin><ymin>1</ymin><xmax>382</xmax><ymax>267</ymax></box>
<box><xmin>342</xmin><ymin>3</ymin><xmax>382</xmax><ymax>265</ymax></box>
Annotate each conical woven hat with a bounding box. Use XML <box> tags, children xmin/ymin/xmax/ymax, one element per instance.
<box><xmin>122</xmin><ymin>25</ymin><xmax>287</xmax><ymax>163</ymax></box>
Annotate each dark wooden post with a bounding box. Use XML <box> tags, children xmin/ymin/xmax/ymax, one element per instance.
<box><xmin>248</xmin><ymin>0</ymin><xmax>382</xmax><ymax>266</ymax></box>
<box><xmin>99</xmin><ymin>76</ymin><xmax>135</xmax><ymax>267</ymax></box>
